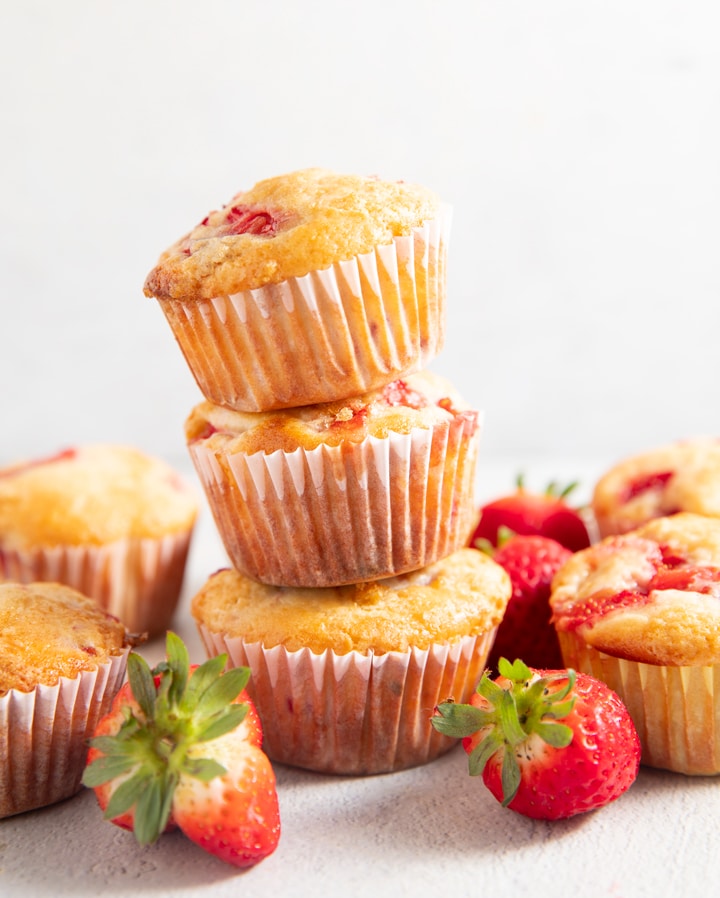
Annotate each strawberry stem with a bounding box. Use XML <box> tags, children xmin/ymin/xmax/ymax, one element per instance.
<box><xmin>431</xmin><ymin>658</ymin><xmax>576</xmax><ymax>806</ymax></box>
<box><xmin>83</xmin><ymin>632</ymin><xmax>251</xmax><ymax>846</ymax></box>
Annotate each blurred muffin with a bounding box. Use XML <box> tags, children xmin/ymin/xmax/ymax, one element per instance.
<box><xmin>0</xmin><ymin>445</ymin><xmax>198</xmax><ymax>636</ymax></box>
<box><xmin>550</xmin><ymin>513</ymin><xmax>720</xmax><ymax>774</ymax></box>
<box><xmin>144</xmin><ymin>168</ymin><xmax>450</xmax><ymax>412</ymax></box>
<box><xmin>185</xmin><ymin>370</ymin><xmax>481</xmax><ymax>587</ymax></box>
<box><xmin>592</xmin><ymin>437</ymin><xmax>720</xmax><ymax>537</ymax></box>
<box><xmin>191</xmin><ymin>549</ymin><xmax>511</xmax><ymax>775</ymax></box>
<box><xmin>0</xmin><ymin>581</ymin><xmax>130</xmax><ymax>817</ymax></box>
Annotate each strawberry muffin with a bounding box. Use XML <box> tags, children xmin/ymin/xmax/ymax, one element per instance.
<box><xmin>550</xmin><ymin>513</ymin><xmax>720</xmax><ymax>774</ymax></box>
<box><xmin>0</xmin><ymin>581</ymin><xmax>131</xmax><ymax>817</ymax></box>
<box><xmin>191</xmin><ymin>548</ymin><xmax>511</xmax><ymax>775</ymax></box>
<box><xmin>185</xmin><ymin>370</ymin><xmax>480</xmax><ymax>587</ymax></box>
<box><xmin>0</xmin><ymin>445</ymin><xmax>198</xmax><ymax>636</ymax></box>
<box><xmin>592</xmin><ymin>438</ymin><xmax>720</xmax><ymax>537</ymax></box>
<box><xmin>144</xmin><ymin>168</ymin><xmax>450</xmax><ymax>412</ymax></box>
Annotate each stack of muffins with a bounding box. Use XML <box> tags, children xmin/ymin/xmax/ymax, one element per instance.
<box><xmin>144</xmin><ymin>168</ymin><xmax>511</xmax><ymax>775</ymax></box>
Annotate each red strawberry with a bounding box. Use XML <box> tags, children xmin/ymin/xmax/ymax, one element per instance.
<box><xmin>432</xmin><ymin>658</ymin><xmax>640</xmax><ymax>820</ymax></box>
<box><xmin>485</xmin><ymin>534</ymin><xmax>572</xmax><ymax>671</ymax></box>
<box><xmin>471</xmin><ymin>476</ymin><xmax>591</xmax><ymax>552</ymax></box>
<box><xmin>83</xmin><ymin>632</ymin><xmax>280</xmax><ymax>868</ymax></box>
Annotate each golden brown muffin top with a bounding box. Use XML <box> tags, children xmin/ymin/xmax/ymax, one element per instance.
<box><xmin>143</xmin><ymin>168</ymin><xmax>442</xmax><ymax>300</ymax></box>
<box><xmin>185</xmin><ymin>370</ymin><xmax>478</xmax><ymax>456</ymax></box>
<box><xmin>0</xmin><ymin>581</ymin><xmax>129</xmax><ymax>694</ymax></box>
<box><xmin>0</xmin><ymin>445</ymin><xmax>198</xmax><ymax>549</ymax></box>
<box><xmin>191</xmin><ymin>548</ymin><xmax>511</xmax><ymax>655</ymax></box>
<box><xmin>550</xmin><ymin>513</ymin><xmax>720</xmax><ymax>666</ymax></box>
<box><xmin>592</xmin><ymin>437</ymin><xmax>720</xmax><ymax>536</ymax></box>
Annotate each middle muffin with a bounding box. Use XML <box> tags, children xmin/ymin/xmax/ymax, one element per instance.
<box><xmin>185</xmin><ymin>370</ymin><xmax>481</xmax><ymax>587</ymax></box>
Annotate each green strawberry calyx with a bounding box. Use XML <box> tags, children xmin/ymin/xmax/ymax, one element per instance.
<box><xmin>82</xmin><ymin>631</ymin><xmax>251</xmax><ymax>846</ymax></box>
<box><xmin>431</xmin><ymin>658</ymin><xmax>576</xmax><ymax>806</ymax></box>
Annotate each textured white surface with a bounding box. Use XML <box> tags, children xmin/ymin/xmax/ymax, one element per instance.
<box><xmin>2</xmin><ymin>460</ymin><xmax>718</xmax><ymax>898</ymax></box>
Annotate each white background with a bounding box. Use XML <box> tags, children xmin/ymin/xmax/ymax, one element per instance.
<box><xmin>2</xmin><ymin>0</ymin><xmax>718</xmax><ymax>481</ymax></box>
<box><xmin>1</xmin><ymin>5</ymin><xmax>720</xmax><ymax>897</ymax></box>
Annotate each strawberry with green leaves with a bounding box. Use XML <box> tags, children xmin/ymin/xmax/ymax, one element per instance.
<box><xmin>83</xmin><ymin>632</ymin><xmax>280</xmax><ymax>868</ymax></box>
<box><xmin>471</xmin><ymin>476</ymin><xmax>591</xmax><ymax>552</ymax></box>
<box><xmin>432</xmin><ymin>658</ymin><xmax>640</xmax><ymax>820</ymax></box>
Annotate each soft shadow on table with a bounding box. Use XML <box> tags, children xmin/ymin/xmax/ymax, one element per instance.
<box><xmin>272</xmin><ymin>745</ymin><xmax>591</xmax><ymax>858</ymax></box>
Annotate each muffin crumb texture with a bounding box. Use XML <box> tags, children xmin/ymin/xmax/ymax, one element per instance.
<box><xmin>191</xmin><ymin>548</ymin><xmax>511</xmax><ymax>655</ymax></box>
<box><xmin>0</xmin><ymin>581</ymin><xmax>128</xmax><ymax>695</ymax></box>
<box><xmin>144</xmin><ymin>168</ymin><xmax>442</xmax><ymax>300</ymax></box>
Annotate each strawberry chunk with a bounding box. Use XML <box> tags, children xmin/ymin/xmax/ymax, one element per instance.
<box><xmin>381</xmin><ymin>380</ymin><xmax>428</xmax><ymax>409</ymax></box>
<box><xmin>224</xmin><ymin>205</ymin><xmax>280</xmax><ymax>236</ymax></box>
<box><xmin>649</xmin><ymin>565</ymin><xmax>720</xmax><ymax>595</ymax></box>
<box><xmin>620</xmin><ymin>470</ymin><xmax>673</xmax><ymax>503</ymax></box>
<box><xmin>557</xmin><ymin>588</ymin><xmax>651</xmax><ymax>631</ymax></box>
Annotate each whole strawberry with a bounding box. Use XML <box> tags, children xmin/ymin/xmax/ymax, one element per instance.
<box><xmin>486</xmin><ymin>533</ymin><xmax>572</xmax><ymax>671</ymax></box>
<box><xmin>83</xmin><ymin>632</ymin><xmax>280</xmax><ymax>868</ymax></box>
<box><xmin>471</xmin><ymin>476</ymin><xmax>591</xmax><ymax>552</ymax></box>
<box><xmin>432</xmin><ymin>658</ymin><xmax>640</xmax><ymax>820</ymax></box>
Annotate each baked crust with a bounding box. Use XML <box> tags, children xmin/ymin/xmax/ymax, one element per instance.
<box><xmin>550</xmin><ymin>513</ymin><xmax>720</xmax><ymax>665</ymax></box>
<box><xmin>191</xmin><ymin>548</ymin><xmax>511</xmax><ymax>655</ymax></box>
<box><xmin>592</xmin><ymin>438</ymin><xmax>720</xmax><ymax>537</ymax></box>
<box><xmin>144</xmin><ymin>168</ymin><xmax>441</xmax><ymax>300</ymax></box>
<box><xmin>0</xmin><ymin>581</ymin><xmax>129</xmax><ymax>694</ymax></box>
<box><xmin>0</xmin><ymin>445</ymin><xmax>198</xmax><ymax>549</ymax></box>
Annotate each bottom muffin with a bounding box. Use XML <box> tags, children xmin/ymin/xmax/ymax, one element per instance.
<box><xmin>550</xmin><ymin>513</ymin><xmax>720</xmax><ymax>775</ymax></box>
<box><xmin>191</xmin><ymin>548</ymin><xmax>511</xmax><ymax>775</ymax></box>
<box><xmin>0</xmin><ymin>581</ymin><xmax>131</xmax><ymax>817</ymax></box>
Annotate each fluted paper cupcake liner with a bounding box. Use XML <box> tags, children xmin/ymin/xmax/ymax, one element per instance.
<box><xmin>197</xmin><ymin>625</ymin><xmax>495</xmax><ymax>775</ymax></box>
<box><xmin>558</xmin><ymin>631</ymin><xmax>720</xmax><ymax>775</ymax></box>
<box><xmin>189</xmin><ymin>412</ymin><xmax>480</xmax><ymax>587</ymax></box>
<box><xmin>157</xmin><ymin>207</ymin><xmax>451</xmax><ymax>412</ymax></box>
<box><xmin>0</xmin><ymin>650</ymin><xmax>128</xmax><ymax>817</ymax></box>
<box><xmin>0</xmin><ymin>530</ymin><xmax>193</xmax><ymax>636</ymax></box>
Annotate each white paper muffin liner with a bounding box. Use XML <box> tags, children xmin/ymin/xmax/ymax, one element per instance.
<box><xmin>558</xmin><ymin>631</ymin><xmax>720</xmax><ymax>775</ymax></box>
<box><xmin>0</xmin><ymin>649</ymin><xmax>128</xmax><ymax>817</ymax></box>
<box><xmin>0</xmin><ymin>529</ymin><xmax>194</xmax><ymax>636</ymax></box>
<box><xmin>189</xmin><ymin>412</ymin><xmax>480</xmax><ymax>587</ymax></box>
<box><xmin>157</xmin><ymin>207</ymin><xmax>451</xmax><ymax>412</ymax></box>
<box><xmin>196</xmin><ymin>625</ymin><xmax>495</xmax><ymax>775</ymax></box>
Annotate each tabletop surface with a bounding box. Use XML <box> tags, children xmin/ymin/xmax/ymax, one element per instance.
<box><xmin>1</xmin><ymin>459</ymin><xmax>717</xmax><ymax>898</ymax></box>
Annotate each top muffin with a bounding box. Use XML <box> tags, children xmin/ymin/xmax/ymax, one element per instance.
<box><xmin>144</xmin><ymin>168</ymin><xmax>442</xmax><ymax>301</ymax></box>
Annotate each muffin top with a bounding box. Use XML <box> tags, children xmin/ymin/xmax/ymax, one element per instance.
<box><xmin>143</xmin><ymin>168</ymin><xmax>442</xmax><ymax>300</ymax></box>
<box><xmin>550</xmin><ymin>513</ymin><xmax>720</xmax><ymax>666</ymax></box>
<box><xmin>185</xmin><ymin>370</ymin><xmax>478</xmax><ymax>456</ymax></box>
<box><xmin>592</xmin><ymin>437</ymin><xmax>720</xmax><ymax>536</ymax></box>
<box><xmin>0</xmin><ymin>581</ymin><xmax>130</xmax><ymax>694</ymax></box>
<box><xmin>0</xmin><ymin>445</ymin><xmax>198</xmax><ymax>549</ymax></box>
<box><xmin>191</xmin><ymin>548</ymin><xmax>511</xmax><ymax>655</ymax></box>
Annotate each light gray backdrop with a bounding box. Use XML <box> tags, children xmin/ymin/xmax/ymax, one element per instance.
<box><xmin>2</xmin><ymin>0</ymin><xmax>718</xmax><ymax>477</ymax></box>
